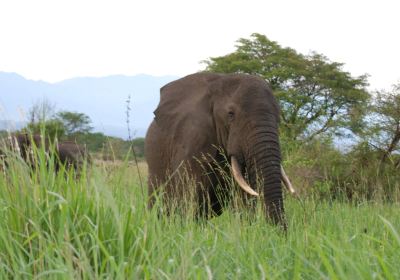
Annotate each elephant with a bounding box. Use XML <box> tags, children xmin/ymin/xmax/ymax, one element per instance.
<box><xmin>55</xmin><ymin>140</ymin><xmax>91</xmax><ymax>173</ymax></box>
<box><xmin>145</xmin><ymin>72</ymin><xmax>295</xmax><ymax>228</ymax></box>
<box><xmin>0</xmin><ymin>134</ymin><xmax>46</xmax><ymax>169</ymax></box>
<box><xmin>0</xmin><ymin>133</ymin><xmax>90</xmax><ymax>174</ymax></box>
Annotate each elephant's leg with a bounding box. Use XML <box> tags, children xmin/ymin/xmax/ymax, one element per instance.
<box><xmin>196</xmin><ymin>186</ymin><xmax>222</xmax><ymax>219</ymax></box>
<box><xmin>196</xmin><ymin>168</ymin><xmax>230</xmax><ymax>219</ymax></box>
<box><xmin>209</xmin><ymin>183</ymin><xmax>228</xmax><ymax>216</ymax></box>
<box><xmin>191</xmin><ymin>163</ymin><xmax>217</xmax><ymax>220</ymax></box>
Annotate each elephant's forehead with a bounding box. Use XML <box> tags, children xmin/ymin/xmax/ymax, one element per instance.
<box><xmin>235</xmin><ymin>89</ymin><xmax>273</xmax><ymax>106</ymax></box>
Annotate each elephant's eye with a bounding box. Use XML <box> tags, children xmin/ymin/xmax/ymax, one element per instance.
<box><xmin>228</xmin><ymin>111</ymin><xmax>235</xmax><ymax>122</ymax></box>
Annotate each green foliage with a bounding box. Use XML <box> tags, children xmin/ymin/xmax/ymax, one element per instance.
<box><xmin>24</xmin><ymin>119</ymin><xmax>66</xmax><ymax>139</ymax></box>
<box><xmin>72</xmin><ymin>132</ymin><xmax>109</xmax><ymax>152</ymax></box>
<box><xmin>100</xmin><ymin>137</ymin><xmax>145</xmax><ymax>160</ymax></box>
<box><xmin>337</xmin><ymin>141</ymin><xmax>400</xmax><ymax>201</ymax></box>
<box><xmin>131</xmin><ymin>137</ymin><xmax>145</xmax><ymax>158</ymax></box>
<box><xmin>1</xmin><ymin>154</ymin><xmax>400</xmax><ymax>278</ymax></box>
<box><xmin>19</xmin><ymin>102</ymin><xmax>143</xmax><ymax>161</ymax></box>
<box><xmin>24</xmin><ymin>99</ymin><xmax>65</xmax><ymax>139</ymax></box>
<box><xmin>281</xmin><ymin>136</ymin><xmax>344</xmax><ymax>198</ymax></box>
<box><xmin>281</xmin><ymin>137</ymin><xmax>400</xmax><ymax>202</ymax></box>
<box><xmin>204</xmin><ymin>33</ymin><xmax>370</xmax><ymax>140</ymax></box>
<box><xmin>70</xmin><ymin>131</ymin><xmax>144</xmax><ymax>160</ymax></box>
<box><xmin>359</xmin><ymin>83</ymin><xmax>400</xmax><ymax>166</ymax></box>
<box><xmin>24</xmin><ymin>100</ymin><xmax>93</xmax><ymax>140</ymax></box>
<box><xmin>0</xmin><ymin>130</ymin><xmax>8</xmax><ymax>138</ymax></box>
<box><xmin>69</xmin><ymin>132</ymin><xmax>145</xmax><ymax>160</ymax></box>
<box><xmin>56</xmin><ymin>111</ymin><xmax>93</xmax><ymax>135</ymax></box>
<box><xmin>202</xmin><ymin>33</ymin><xmax>400</xmax><ymax>200</ymax></box>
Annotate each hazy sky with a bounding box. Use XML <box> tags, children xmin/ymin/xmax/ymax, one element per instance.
<box><xmin>0</xmin><ymin>0</ymin><xmax>399</xmax><ymax>90</ymax></box>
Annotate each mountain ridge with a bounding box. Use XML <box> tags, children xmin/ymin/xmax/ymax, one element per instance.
<box><xmin>0</xmin><ymin>71</ymin><xmax>179</xmax><ymax>138</ymax></box>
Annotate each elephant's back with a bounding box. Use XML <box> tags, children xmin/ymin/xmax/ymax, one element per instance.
<box><xmin>160</xmin><ymin>72</ymin><xmax>222</xmax><ymax>93</ymax></box>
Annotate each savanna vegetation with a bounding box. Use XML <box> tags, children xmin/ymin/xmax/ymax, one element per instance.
<box><xmin>1</xmin><ymin>98</ymin><xmax>145</xmax><ymax>160</ymax></box>
<box><xmin>204</xmin><ymin>33</ymin><xmax>400</xmax><ymax>201</ymax></box>
<box><xmin>0</xmin><ymin>33</ymin><xmax>399</xmax><ymax>278</ymax></box>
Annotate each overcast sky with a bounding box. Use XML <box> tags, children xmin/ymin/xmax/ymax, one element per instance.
<box><xmin>0</xmin><ymin>0</ymin><xmax>399</xmax><ymax>90</ymax></box>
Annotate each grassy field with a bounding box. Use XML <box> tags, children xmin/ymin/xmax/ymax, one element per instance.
<box><xmin>0</xmin><ymin>155</ymin><xmax>399</xmax><ymax>279</ymax></box>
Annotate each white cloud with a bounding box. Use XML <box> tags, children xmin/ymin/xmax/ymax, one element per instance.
<box><xmin>0</xmin><ymin>0</ymin><xmax>399</xmax><ymax>89</ymax></box>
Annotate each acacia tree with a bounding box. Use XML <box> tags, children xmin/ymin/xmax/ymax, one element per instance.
<box><xmin>204</xmin><ymin>33</ymin><xmax>370</xmax><ymax>141</ymax></box>
<box><xmin>56</xmin><ymin>111</ymin><xmax>93</xmax><ymax>135</ymax></box>
<box><xmin>363</xmin><ymin>83</ymin><xmax>400</xmax><ymax>166</ymax></box>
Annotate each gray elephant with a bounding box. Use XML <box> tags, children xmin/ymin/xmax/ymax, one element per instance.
<box><xmin>0</xmin><ymin>133</ymin><xmax>90</xmax><ymax>174</ymax></box>
<box><xmin>145</xmin><ymin>73</ymin><xmax>295</xmax><ymax>228</ymax></box>
<box><xmin>0</xmin><ymin>134</ymin><xmax>47</xmax><ymax>169</ymax></box>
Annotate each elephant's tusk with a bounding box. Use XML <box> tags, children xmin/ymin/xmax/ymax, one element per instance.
<box><xmin>231</xmin><ymin>157</ymin><xmax>259</xmax><ymax>196</ymax></box>
<box><xmin>281</xmin><ymin>165</ymin><xmax>297</xmax><ymax>195</ymax></box>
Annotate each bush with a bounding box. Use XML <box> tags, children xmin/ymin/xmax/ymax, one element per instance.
<box><xmin>281</xmin><ymin>137</ymin><xmax>400</xmax><ymax>202</ymax></box>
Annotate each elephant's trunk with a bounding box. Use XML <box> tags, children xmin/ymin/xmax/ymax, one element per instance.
<box><xmin>246</xmin><ymin>118</ymin><xmax>286</xmax><ymax>228</ymax></box>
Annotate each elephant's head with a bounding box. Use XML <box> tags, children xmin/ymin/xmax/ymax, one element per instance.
<box><xmin>211</xmin><ymin>74</ymin><xmax>286</xmax><ymax>225</ymax></box>
<box><xmin>154</xmin><ymin>73</ymin><xmax>292</xmax><ymax>227</ymax></box>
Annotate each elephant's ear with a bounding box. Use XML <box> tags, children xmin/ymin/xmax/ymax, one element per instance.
<box><xmin>154</xmin><ymin>76</ymin><xmax>213</xmax><ymax>133</ymax></box>
<box><xmin>153</xmin><ymin>74</ymin><xmax>219</xmax><ymax>156</ymax></box>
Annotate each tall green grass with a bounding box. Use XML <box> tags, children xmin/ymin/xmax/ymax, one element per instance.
<box><xmin>0</xmin><ymin>149</ymin><xmax>399</xmax><ymax>279</ymax></box>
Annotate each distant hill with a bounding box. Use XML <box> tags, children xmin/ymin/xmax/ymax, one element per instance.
<box><xmin>0</xmin><ymin>72</ymin><xmax>178</xmax><ymax>138</ymax></box>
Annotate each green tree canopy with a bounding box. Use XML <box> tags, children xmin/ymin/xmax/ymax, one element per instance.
<box><xmin>204</xmin><ymin>33</ymin><xmax>370</xmax><ymax>140</ymax></box>
<box><xmin>56</xmin><ymin>111</ymin><xmax>93</xmax><ymax>135</ymax></box>
<box><xmin>25</xmin><ymin>119</ymin><xmax>65</xmax><ymax>140</ymax></box>
<box><xmin>361</xmin><ymin>83</ymin><xmax>400</xmax><ymax>166</ymax></box>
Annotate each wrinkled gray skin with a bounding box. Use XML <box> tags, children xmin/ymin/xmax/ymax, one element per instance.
<box><xmin>0</xmin><ymin>133</ymin><xmax>90</xmax><ymax>174</ymax></box>
<box><xmin>145</xmin><ymin>73</ymin><xmax>286</xmax><ymax>228</ymax></box>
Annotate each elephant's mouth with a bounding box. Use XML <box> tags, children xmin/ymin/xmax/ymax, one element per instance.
<box><xmin>230</xmin><ymin>155</ymin><xmax>297</xmax><ymax>197</ymax></box>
